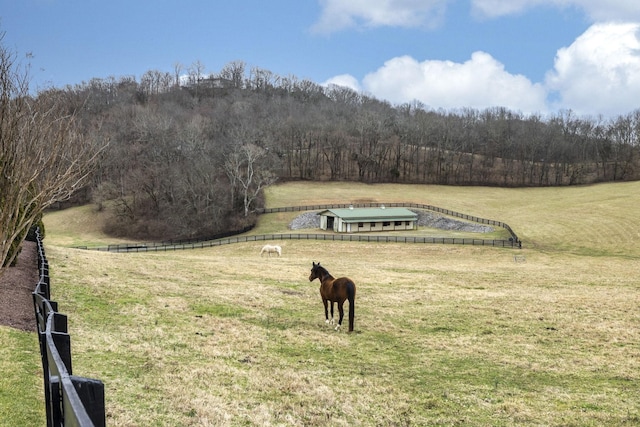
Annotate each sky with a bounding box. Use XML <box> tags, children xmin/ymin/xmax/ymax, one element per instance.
<box><xmin>1</xmin><ymin>0</ymin><xmax>640</xmax><ymax>118</ymax></box>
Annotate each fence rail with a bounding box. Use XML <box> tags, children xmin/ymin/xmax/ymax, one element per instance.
<box><xmin>79</xmin><ymin>233</ymin><xmax>519</xmax><ymax>253</ymax></box>
<box><xmin>76</xmin><ymin>203</ymin><xmax>521</xmax><ymax>252</ymax></box>
<box><xmin>32</xmin><ymin>229</ymin><xmax>105</xmax><ymax>427</ymax></box>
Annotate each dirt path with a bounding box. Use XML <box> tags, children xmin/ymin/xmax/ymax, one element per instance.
<box><xmin>0</xmin><ymin>241</ymin><xmax>38</xmax><ymax>331</ymax></box>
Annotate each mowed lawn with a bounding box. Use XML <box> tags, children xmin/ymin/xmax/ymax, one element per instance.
<box><xmin>3</xmin><ymin>181</ymin><xmax>640</xmax><ymax>426</ymax></box>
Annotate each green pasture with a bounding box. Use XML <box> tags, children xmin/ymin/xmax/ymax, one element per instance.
<box><xmin>2</xmin><ymin>181</ymin><xmax>639</xmax><ymax>426</ymax></box>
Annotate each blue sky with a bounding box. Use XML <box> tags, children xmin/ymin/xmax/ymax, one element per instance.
<box><xmin>2</xmin><ymin>0</ymin><xmax>639</xmax><ymax>117</ymax></box>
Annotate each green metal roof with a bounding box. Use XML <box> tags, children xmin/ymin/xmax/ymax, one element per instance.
<box><xmin>319</xmin><ymin>207</ymin><xmax>417</xmax><ymax>223</ymax></box>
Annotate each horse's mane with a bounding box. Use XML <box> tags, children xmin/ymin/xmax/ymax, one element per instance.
<box><xmin>314</xmin><ymin>264</ymin><xmax>332</xmax><ymax>279</ymax></box>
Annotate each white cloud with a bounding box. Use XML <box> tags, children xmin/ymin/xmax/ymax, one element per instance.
<box><xmin>578</xmin><ymin>0</ymin><xmax>640</xmax><ymax>21</ymax></box>
<box><xmin>322</xmin><ymin>74</ymin><xmax>362</xmax><ymax>92</ymax></box>
<box><xmin>470</xmin><ymin>0</ymin><xmax>640</xmax><ymax>22</ymax></box>
<box><xmin>314</xmin><ymin>1</ymin><xmax>640</xmax><ymax>116</ymax></box>
<box><xmin>469</xmin><ymin>0</ymin><xmax>545</xmax><ymax>19</ymax></box>
<box><xmin>545</xmin><ymin>22</ymin><xmax>640</xmax><ymax>116</ymax></box>
<box><xmin>360</xmin><ymin>52</ymin><xmax>548</xmax><ymax>113</ymax></box>
<box><xmin>311</xmin><ymin>0</ymin><xmax>449</xmax><ymax>34</ymax></box>
<box><xmin>313</xmin><ymin>0</ymin><xmax>640</xmax><ymax>32</ymax></box>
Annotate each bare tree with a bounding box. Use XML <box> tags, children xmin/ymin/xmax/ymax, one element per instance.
<box><xmin>248</xmin><ymin>66</ymin><xmax>278</xmax><ymax>92</ymax></box>
<box><xmin>173</xmin><ymin>62</ymin><xmax>183</xmax><ymax>87</ymax></box>
<box><xmin>224</xmin><ymin>143</ymin><xmax>277</xmax><ymax>217</ymax></box>
<box><xmin>187</xmin><ymin>60</ymin><xmax>206</xmax><ymax>98</ymax></box>
<box><xmin>0</xmin><ymin>33</ymin><xmax>104</xmax><ymax>271</ymax></box>
<box><xmin>218</xmin><ymin>60</ymin><xmax>245</xmax><ymax>89</ymax></box>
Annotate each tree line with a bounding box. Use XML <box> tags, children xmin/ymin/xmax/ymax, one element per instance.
<box><xmin>63</xmin><ymin>60</ymin><xmax>640</xmax><ymax>240</ymax></box>
<box><xmin>3</xmin><ymin>50</ymin><xmax>640</xmax><ymax>265</ymax></box>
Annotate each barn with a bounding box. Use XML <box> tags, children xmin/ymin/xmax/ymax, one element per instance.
<box><xmin>318</xmin><ymin>206</ymin><xmax>418</xmax><ymax>233</ymax></box>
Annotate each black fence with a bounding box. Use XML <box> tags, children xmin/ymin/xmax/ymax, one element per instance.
<box><xmin>76</xmin><ymin>203</ymin><xmax>521</xmax><ymax>252</ymax></box>
<box><xmin>80</xmin><ymin>233</ymin><xmax>519</xmax><ymax>253</ymax></box>
<box><xmin>32</xmin><ymin>228</ymin><xmax>105</xmax><ymax>427</ymax></box>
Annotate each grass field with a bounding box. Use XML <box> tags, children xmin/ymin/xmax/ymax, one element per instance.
<box><xmin>2</xmin><ymin>181</ymin><xmax>639</xmax><ymax>426</ymax></box>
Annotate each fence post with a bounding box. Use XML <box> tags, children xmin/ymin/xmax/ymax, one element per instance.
<box><xmin>49</xmin><ymin>376</ymin><xmax>62</xmax><ymax>427</ymax></box>
<box><xmin>71</xmin><ymin>376</ymin><xmax>106</xmax><ymax>427</ymax></box>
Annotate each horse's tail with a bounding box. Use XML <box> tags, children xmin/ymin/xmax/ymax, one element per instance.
<box><xmin>347</xmin><ymin>280</ymin><xmax>356</xmax><ymax>332</ymax></box>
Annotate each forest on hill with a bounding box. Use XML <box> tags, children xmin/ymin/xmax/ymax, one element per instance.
<box><xmin>53</xmin><ymin>61</ymin><xmax>640</xmax><ymax>240</ymax></box>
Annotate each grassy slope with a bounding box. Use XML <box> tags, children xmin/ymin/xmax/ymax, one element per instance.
<box><xmin>43</xmin><ymin>204</ymin><xmax>135</xmax><ymax>247</ymax></box>
<box><xmin>3</xmin><ymin>181</ymin><xmax>639</xmax><ymax>426</ymax></box>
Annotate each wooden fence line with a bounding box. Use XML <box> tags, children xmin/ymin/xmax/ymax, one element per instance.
<box><xmin>76</xmin><ymin>203</ymin><xmax>521</xmax><ymax>252</ymax></box>
<box><xmin>80</xmin><ymin>233</ymin><xmax>519</xmax><ymax>253</ymax></box>
<box><xmin>32</xmin><ymin>228</ymin><xmax>105</xmax><ymax>426</ymax></box>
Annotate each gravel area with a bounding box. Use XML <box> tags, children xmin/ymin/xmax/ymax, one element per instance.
<box><xmin>289</xmin><ymin>210</ymin><xmax>494</xmax><ymax>233</ymax></box>
<box><xmin>289</xmin><ymin>212</ymin><xmax>322</xmax><ymax>230</ymax></box>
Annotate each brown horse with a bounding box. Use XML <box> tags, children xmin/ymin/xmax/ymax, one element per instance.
<box><xmin>309</xmin><ymin>262</ymin><xmax>356</xmax><ymax>332</ymax></box>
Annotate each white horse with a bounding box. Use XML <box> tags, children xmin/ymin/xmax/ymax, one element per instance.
<box><xmin>260</xmin><ymin>244</ymin><xmax>282</xmax><ymax>257</ymax></box>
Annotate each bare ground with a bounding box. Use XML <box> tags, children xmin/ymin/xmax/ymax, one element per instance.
<box><xmin>0</xmin><ymin>241</ymin><xmax>38</xmax><ymax>332</ymax></box>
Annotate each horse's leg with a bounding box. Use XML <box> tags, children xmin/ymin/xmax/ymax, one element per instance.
<box><xmin>323</xmin><ymin>298</ymin><xmax>330</xmax><ymax>325</ymax></box>
<box><xmin>335</xmin><ymin>301</ymin><xmax>345</xmax><ymax>331</ymax></box>
<box><xmin>330</xmin><ymin>301</ymin><xmax>335</xmax><ymax>325</ymax></box>
<box><xmin>347</xmin><ymin>281</ymin><xmax>356</xmax><ymax>332</ymax></box>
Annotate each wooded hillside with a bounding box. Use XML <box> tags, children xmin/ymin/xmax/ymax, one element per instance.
<box><xmin>54</xmin><ymin>62</ymin><xmax>640</xmax><ymax>240</ymax></box>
